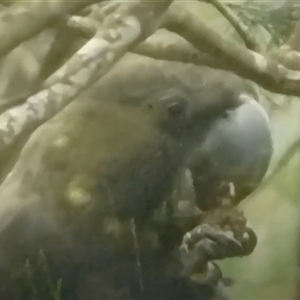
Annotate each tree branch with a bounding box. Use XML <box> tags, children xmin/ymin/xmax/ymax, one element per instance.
<box><xmin>206</xmin><ymin>0</ymin><xmax>259</xmax><ymax>51</ymax></box>
<box><xmin>268</xmin><ymin>47</ymin><xmax>300</xmax><ymax>72</ymax></box>
<box><xmin>268</xmin><ymin>18</ymin><xmax>300</xmax><ymax>71</ymax></box>
<box><xmin>67</xmin><ymin>15</ymin><xmax>224</xmax><ymax>70</ymax></box>
<box><xmin>69</xmin><ymin>2</ymin><xmax>300</xmax><ymax>98</ymax></box>
<box><xmin>0</xmin><ymin>0</ymin><xmax>97</xmax><ymax>59</ymax></box>
<box><xmin>0</xmin><ymin>0</ymin><xmax>173</xmax><ymax>155</ymax></box>
<box><xmin>285</xmin><ymin>18</ymin><xmax>300</xmax><ymax>51</ymax></box>
<box><xmin>164</xmin><ymin>2</ymin><xmax>300</xmax><ymax>98</ymax></box>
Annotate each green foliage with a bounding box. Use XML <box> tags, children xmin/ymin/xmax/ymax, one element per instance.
<box><xmin>228</xmin><ymin>1</ymin><xmax>300</xmax><ymax>48</ymax></box>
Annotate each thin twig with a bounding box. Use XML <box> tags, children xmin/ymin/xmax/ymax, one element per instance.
<box><xmin>207</xmin><ymin>0</ymin><xmax>259</xmax><ymax>51</ymax></box>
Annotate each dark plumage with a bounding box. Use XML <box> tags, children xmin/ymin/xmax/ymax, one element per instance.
<box><xmin>0</xmin><ymin>55</ymin><xmax>272</xmax><ymax>300</ymax></box>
